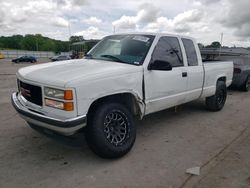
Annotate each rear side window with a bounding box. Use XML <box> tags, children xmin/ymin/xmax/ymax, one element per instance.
<box><xmin>151</xmin><ymin>36</ymin><xmax>183</xmax><ymax>67</ymax></box>
<box><xmin>182</xmin><ymin>38</ymin><xmax>198</xmax><ymax>66</ymax></box>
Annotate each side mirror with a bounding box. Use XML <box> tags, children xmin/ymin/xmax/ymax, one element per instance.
<box><xmin>148</xmin><ymin>60</ymin><xmax>172</xmax><ymax>71</ymax></box>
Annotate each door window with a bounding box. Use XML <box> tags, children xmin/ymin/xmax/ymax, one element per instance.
<box><xmin>182</xmin><ymin>38</ymin><xmax>198</xmax><ymax>66</ymax></box>
<box><xmin>151</xmin><ymin>36</ymin><xmax>183</xmax><ymax>67</ymax></box>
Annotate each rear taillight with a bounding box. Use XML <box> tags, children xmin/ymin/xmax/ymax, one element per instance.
<box><xmin>234</xmin><ymin>68</ymin><xmax>241</xmax><ymax>74</ymax></box>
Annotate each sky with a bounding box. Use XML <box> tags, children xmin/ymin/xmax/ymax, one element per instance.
<box><xmin>0</xmin><ymin>0</ymin><xmax>250</xmax><ymax>47</ymax></box>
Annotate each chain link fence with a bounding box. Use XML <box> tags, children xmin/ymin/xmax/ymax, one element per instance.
<box><xmin>0</xmin><ymin>50</ymin><xmax>71</xmax><ymax>58</ymax></box>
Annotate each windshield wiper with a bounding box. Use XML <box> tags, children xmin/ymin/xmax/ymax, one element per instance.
<box><xmin>100</xmin><ymin>54</ymin><xmax>126</xmax><ymax>63</ymax></box>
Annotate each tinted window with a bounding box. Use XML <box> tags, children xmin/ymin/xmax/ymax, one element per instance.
<box><xmin>182</xmin><ymin>38</ymin><xmax>198</xmax><ymax>66</ymax></box>
<box><xmin>151</xmin><ymin>36</ymin><xmax>183</xmax><ymax>67</ymax></box>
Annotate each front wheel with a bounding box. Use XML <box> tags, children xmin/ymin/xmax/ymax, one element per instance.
<box><xmin>85</xmin><ymin>102</ymin><xmax>136</xmax><ymax>158</ymax></box>
<box><xmin>206</xmin><ymin>81</ymin><xmax>227</xmax><ymax>111</ymax></box>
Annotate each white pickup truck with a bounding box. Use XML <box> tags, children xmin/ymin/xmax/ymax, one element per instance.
<box><xmin>11</xmin><ymin>33</ymin><xmax>233</xmax><ymax>158</ymax></box>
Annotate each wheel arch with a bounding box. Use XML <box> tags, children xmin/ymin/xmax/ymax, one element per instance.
<box><xmin>217</xmin><ymin>76</ymin><xmax>226</xmax><ymax>83</ymax></box>
<box><xmin>87</xmin><ymin>92</ymin><xmax>145</xmax><ymax>120</ymax></box>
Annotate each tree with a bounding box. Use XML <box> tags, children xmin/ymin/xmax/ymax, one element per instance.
<box><xmin>20</xmin><ymin>34</ymin><xmax>37</xmax><ymax>51</ymax></box>
<box><xmin>69</xmin><ymin>36</ymin><xmax>85</xmax><ymax>43</ymax></box>
<box><xmin>206</xmin><ymin>41</ymin><xmax>221</xmax><ymax>48</ymax></box>
<box><xmin>40</xmin><ymin>40</ymin><xmax>56</xmax><ymax>51</ymax></box>
<box><xmin>0</xmin><ymin>34</ymin><xmax>70</xmax><ymax>52</ymax></box>
<box><xmin>0</xmin><ymin>35</ymin><xmax>23</xmax><ymax>49</ymax></box>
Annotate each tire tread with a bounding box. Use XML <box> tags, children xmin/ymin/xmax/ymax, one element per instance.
<box><xmin>206</xmin><ymin>81</ymin><xmax>227</xmax><ymax>112</ymax></box>
<box><xmin>85</xmin><ymin>102</ymin><xmax>136</xmax><ymax>158</ymax></box>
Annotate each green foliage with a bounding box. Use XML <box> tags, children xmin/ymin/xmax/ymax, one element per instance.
<box><xmin>0</xmin><ymin>35</ymin><xmax>24</xmax><ymax>49</ymax></box>
<box><xmin>69</xmin><ymin>36</ymin><xmax>85</xmax><ymax>43</ymax></box>
<box><xmin>206</xmin><ymin>41</ymin><xmax>221</xmax><ymax>48</ymax></box>
<box><xmin>0</xmin><ymin>34</ymin><xmax>69</xmax><ymax>52</ymax></box>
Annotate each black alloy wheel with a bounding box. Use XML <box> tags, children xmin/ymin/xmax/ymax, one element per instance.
<box><xmin>85</xmin><ymin>102</ymin><xmax>136</xmax><ymax>158</ymax></box>
<box><xmin>216</xmin><ymin>89</ymin><xmax>226</xmax><ymax>107</ymax></box>
<box><xmin>206</xmin><ymin>81</ymin><xmax>227</xmax><ymax>111</ymax></box>
<box><xmin>104</xmin><ymin>110</ymin><xmax>129</xmax><ymax>146</ymax></box>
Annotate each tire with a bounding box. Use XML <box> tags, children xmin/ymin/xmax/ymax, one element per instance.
<box><xmin>206</xmin><ymin>81</ymin><xmax>227</xmax><ymax>111</ymax></box>
<box><xmin>85</xmin><ymin>102</ymin><xmax>136</xmax><ymax>158</ymax></box>
<box><xmin>241</xmin><ymin>76</ymin><xmax>250</xmax><ymax>92</ymax></box>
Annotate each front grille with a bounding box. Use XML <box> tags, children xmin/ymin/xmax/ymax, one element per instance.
<box><xmin>18</xmin><ymin>80</ymin><xmax>43</xmax><ymax>106</ymax></box>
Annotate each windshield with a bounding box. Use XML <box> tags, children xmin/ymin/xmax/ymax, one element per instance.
<box><xmin>86</xmin><ymin>34</ymin><xmax>155</xmax><ymax>65</ymax></box>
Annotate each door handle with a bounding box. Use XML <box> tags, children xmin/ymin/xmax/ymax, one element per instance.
<box><xmin>182</xmin><ymin>72</ymin><xmax>188</xmax><ymax>77</ymax></box>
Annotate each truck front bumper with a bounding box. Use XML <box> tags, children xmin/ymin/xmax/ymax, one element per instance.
<box><xmin>11</xmin><ymin>92</ymin><xmax>87</xmax><ymax>136</ymax></box>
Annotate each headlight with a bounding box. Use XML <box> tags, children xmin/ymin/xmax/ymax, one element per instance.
<box><xmin>45</xmin><ymin>98</ymin><xmax>64</xmax><ymax>109</ymax></box>
<box><xmin>44</xmin><ymin>87</ymin><xmax>74</xmax><ymax>111</ymax></box>
<box><xmin>44</xmin><ymin>87</ymin><xmax>73</xmax><ymax>100</ymax></box>
<box><xmin>44</xmin><ymin>87</ymin><xmax>64</xmax><ymax>99</ymax></box>
<box><xmin>45</xmin><ymin>99</ymin><xmax>74</xmax><ymax>111</ymax></box>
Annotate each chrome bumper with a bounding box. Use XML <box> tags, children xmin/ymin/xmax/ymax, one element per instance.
<box><xmin>11</xmin><ymin>92</ymin><xmax>86</xmax><ymax>135</ymax></box>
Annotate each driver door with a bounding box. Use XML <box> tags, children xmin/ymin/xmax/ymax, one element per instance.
<box><xmin>144</xmin><ymin>36</ymin><xmax>188</xmax><ymax>114</ymax></box>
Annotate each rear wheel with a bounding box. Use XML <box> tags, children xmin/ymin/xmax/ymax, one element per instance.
<box><xmin>206</xmin><ymin>81</ymin><xmax>227</xmax><ymax>111</ymax></box>
<box><xmin>241</xmin><ymin>76</ymin><xmax>250</xmax><ymax>92</ymax></box>
<box><xmin>85</xmin><ymin>102</ymin><xmax>136</xmax><ymax>158</ymax></box>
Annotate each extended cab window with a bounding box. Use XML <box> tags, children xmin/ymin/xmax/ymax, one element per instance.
<box><xmin>151</xmin><ymin>36</ymin><xmax>183</xmax><ymax>67</ymax></box>
<box><xmin>182</xmin><ymin>38</ymin><xmax>198</xmax><ymax>66</ymax></box>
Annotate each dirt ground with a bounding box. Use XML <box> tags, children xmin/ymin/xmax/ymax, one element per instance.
<box><xmin>0</xmin><ymin>59</ymin><xmax>249</xmax><ymax>188</ymax></box>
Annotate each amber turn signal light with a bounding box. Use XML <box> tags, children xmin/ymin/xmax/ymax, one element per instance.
<box><xmin>64</xmin><ymin>90</ymin><xmax>73</xmax><ymax>100</ymax></box>
<box><xmin>64</xmin><ymin>102</ymin><xmax>74</xmax><ymax>111</ymax></box>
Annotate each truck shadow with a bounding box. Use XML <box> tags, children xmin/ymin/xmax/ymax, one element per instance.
<box><xmin>32</xmin><ymin>99</ymin><xmax>207</xmax><ymax>149</ymax></box>
<box><xmin>24</xmin><ymin>89</ymin><xmax>241</xmax><ymax>159</ymax></box>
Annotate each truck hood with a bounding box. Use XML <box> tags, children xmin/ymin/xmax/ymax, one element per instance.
<box><xmin>17</xmin><ymin>59</ymin><xmax>142</xmax><ymax>87</ymax></box>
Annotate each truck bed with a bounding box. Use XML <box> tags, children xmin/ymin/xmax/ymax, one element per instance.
<box><xmin>201</xmin><ymin>61</ymin><xmax>233</xmax><ymax>98</ymax></box>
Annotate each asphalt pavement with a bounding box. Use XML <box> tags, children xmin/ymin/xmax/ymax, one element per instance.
<box><xmin>0</xmin><ymin>59</ymin><xmax>249</xmax><ymax>188</ymax></box>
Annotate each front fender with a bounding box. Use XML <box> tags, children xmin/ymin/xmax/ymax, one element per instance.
<box><xmin>73</xmin><ymin>72</ymin><xmax>144</xmax><ymax>117</ymax></box>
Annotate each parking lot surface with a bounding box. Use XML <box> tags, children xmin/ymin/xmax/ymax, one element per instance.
<box><xmin>0</xmin><ymin>59</ymin><xmax>249</xmax><ymax>188</ymax></box>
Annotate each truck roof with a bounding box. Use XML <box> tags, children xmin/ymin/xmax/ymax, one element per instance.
<box><xmin>109</xmin><ymin>32</ymin><xmax>196</xmax><ymax>41</ymax></box>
